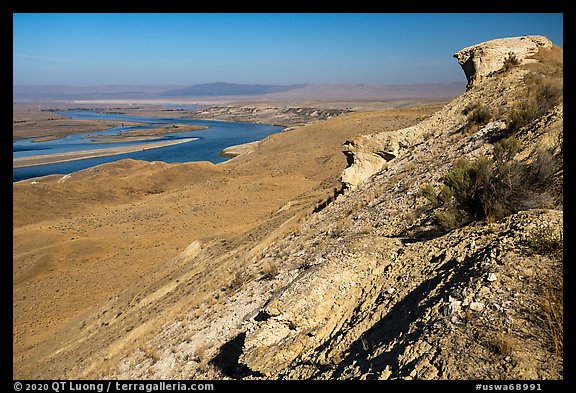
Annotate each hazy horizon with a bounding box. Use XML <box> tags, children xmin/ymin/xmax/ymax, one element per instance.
<box><xmin>12</xmin><ymin>81</ymin><xmax>467</xmax><ymax>87</ymax></box>
<box><xmin>13</xmin><ymin>81</ymin><xmax>467</xmax><ymax>103</ymax></box>
<box><xmin>13</xmin><ymin>13</ymin><xmax>563</xmax><ymax>86</ymax></box>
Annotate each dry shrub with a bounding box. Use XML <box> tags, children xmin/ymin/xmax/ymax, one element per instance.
<box><xmin>526</xmin><ymin>225</ymin><xmax>563</xmax><ymax>257</ymax></box>
<box><xmin>506</xmin><ymin>72</ymin><xmax>562</xmax><ymax>133</ymax></box>
<box><xmin>195</xmin><ymin>343</ymin><xmax>212</xmax><ymax>369</ymax></box>
<box><xmin>330</xmin><ymin>218</ymin><xmax>351</xmax><ymax>238</ymax></box>
<box><xmin>141</xmin><ymin>343</ymin><xmax>160</xmax><ymax>363</ymax></box>
<box><xmin>461</xmin><ymin>103</ymin><xmax>494</xmax><ymax>135</ymax></box>
<box><xmin>261</xmin><ymin>260</ymin><xmax>279</xmax><ymax>280</ymax></box>
<box><xmin>228</xmin><ymin>269</ymin><xmax>253</xmax><ymax>290</ymax></box>
<box><xmin>488</xmin><ymin>332</ymin><xmax>514</xmax><ymax>357</ymax></box>
<box><xmin>357</xmin><ymin>223</ymin><xmax>374</xmax><ymax>235</ymax></box>
<box><xmin>427</xmin><ymin>138</ymin><xmax>560</xmax><ymax>229</ymax></box>
<box><xmin>502</xmin><ymin>51</ymin><xmax>520</xmax><ymax>71</ymax></box>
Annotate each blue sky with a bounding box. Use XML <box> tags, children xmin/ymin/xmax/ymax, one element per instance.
<box><xmin>13</xmin><ymin>13</ymin><xmax>563</xmax><ymax>86</ymax></box>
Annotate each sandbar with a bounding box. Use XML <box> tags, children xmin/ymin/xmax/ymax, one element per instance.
<box><xmin>13</xmin><ymin>138</ymin><xmax>198</xmax><ymax>168</ymax></box>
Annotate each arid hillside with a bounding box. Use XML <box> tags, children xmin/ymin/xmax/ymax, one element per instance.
<box><xmin>13</xmin><ymin>100</ymin><xmax>438</xmax><ymax>379</ymax></box>
<box><xmin>13</xmin><ymin>35</ymin><xmax>562</xmax><ymax>380</ymax></box>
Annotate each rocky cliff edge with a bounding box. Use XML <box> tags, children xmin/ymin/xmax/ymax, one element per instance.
<box><xmin>341</xmin><ymin>35</ymin><xmax>554</xmax><ymax>190</ymax></box>
<box><xmin>236</xmin><ymin>35</ymin><xmax>563</xmax><ymax>379</ymax></box>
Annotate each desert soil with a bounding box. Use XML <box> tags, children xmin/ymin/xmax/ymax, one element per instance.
<box><xmin>13</xmin><ymin>101</ymin><xmax>444</xmax><ymax>378</ymax></box>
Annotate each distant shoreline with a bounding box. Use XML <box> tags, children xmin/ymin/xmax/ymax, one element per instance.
<box><xmin>13</xmin><ymin>138</ymin><xmax>198</xmax><ymax>168</ymax></box>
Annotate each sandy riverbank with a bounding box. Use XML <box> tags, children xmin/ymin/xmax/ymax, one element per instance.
<box><xmin>13</xmin><ymin>138</ymin><xmax>198</xmax><ymax>168</ymax></box>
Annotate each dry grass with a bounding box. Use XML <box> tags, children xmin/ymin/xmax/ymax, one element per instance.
<box><xmin>541</xmin><ymin>283</ymin><xmax>563</xmax><ymax>356</ymax></box>
<box><xmin>525</xmin><ymin>45</ymin><xmax>563</xmax><ymax>78</ymax></box>
<box><xmin>195</xmin><ymin>343</ymin><xmax>212</xmax><ymax>370</ymax></box>
<box><xmin>11</xmin><ymin>102</ymin><xmax>465</xmax><ymax>378</ymax></box>
<box><xmin>503</xmin><ymin>45</ymin><xmax>563</xmax><ymax>135</ymax></box>
<box><xmin>524</xmin><ymin>219</ymin><xmax>563</xmax><ymax>358</ymax></box>
<box><xmin>356</xmin><ymin>223</ymin><xmax>374</xmax><ymax>235</ymax></box>
<box><xmin>228</xmin><ymin>269</ymin><xmax>254</xmax><ymax>291</ymax></box>
<box><xmin>506</xmin><ymin>75</ymin><xmax>562</xmax><ymax>133</ymax></box>
<box><xmin>261</xmin><ymin>260</ymin><xmax>279</xmax><ymax>280</ymax></box>
<box><xmin>139</xmin><ymin>341</ymin><xmax>160</xmax><ymax>363</ymax></box>
<box><xmin>488</xmin><ymin>332</ymin><xmax>514</xmax><ymax>357</ymax></box>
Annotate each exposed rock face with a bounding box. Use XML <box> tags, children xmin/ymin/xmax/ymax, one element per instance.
<box><xmin>85</xmin><ymin>36</ymin><xmax>562</xmax><ymax>380</ymax></box>
<box><xmin>341</xmin><ymin>35</ymin><xmax>554</xmax><ymax>190</ymax></box>
<box><xmin>341</xmin><ymin>132</ymin><xmax>401</xmax><ymax>189</ymax></box>
<box><xmin>191</xmin><ymin>105</ymin><xmax>353</xmax><ymax>127</ymax></box>
<box><xmin>340</xmin><ymin>103</ymin><xmax>463</xmax><ymax>189</ymax></box>
<box><xmin>240</xmin><ymin>236</ymin><xmax>403</xmax><ymax>375</ymax></box>
<box><xmin>235</xmin><ymin>36</ymin><xmax>563</xmax><ymax>379</ymax></box>
<box><xmin>454</xmin><ymin>35</ymin><xmax>552</xmax><ymax>88</ymax></box>
<box><xmin>240</xmin><ymin>208</ymin><xmax>563</xmax><ymax>379</ymax></box>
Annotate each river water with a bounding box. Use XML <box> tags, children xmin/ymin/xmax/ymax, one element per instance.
<box><xmin>13</xmin><ymin>111</ymin><xmax>284</xmax><ymax>182</ymax></box>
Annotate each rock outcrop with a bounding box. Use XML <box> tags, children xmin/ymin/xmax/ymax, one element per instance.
<box><xmin>239</xmin><ymin>208</ymin><xmax>562</xmax><ymax>379</ymax></box>
<box><xmin>86</xmin><ymin>36</ymin><xmax>562</xmax><ymax>380</ymax></box>
<box><xmin>454</xmin><ymin>35</ymin><xmax>552</xmax><ymax>88</ymax></box>
<box><xmin>341</xmin><ymin>35</ymin><xmax>555</xmax><ymax>190</ymax></box>
<box><xmin>191</xmin><ymin>105</ymin><xmax>353</xmax><ymax>127</ymax></box>
<box><xmin>235</xmin><ymin>35</ymin><xmax>563</xmax><ymax>379</ymax></box>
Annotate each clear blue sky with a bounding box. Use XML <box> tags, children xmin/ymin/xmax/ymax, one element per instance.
<box><xmin>13</xmin><ymin>13</ymin><xmax>563</xmax><ymax>86</ymax></box>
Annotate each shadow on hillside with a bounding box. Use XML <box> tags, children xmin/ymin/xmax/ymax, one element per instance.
<box><xmin>398</xmin><ymin>221</ymin><xmax>450</xmax><ymax>244</ymax></box>
<box><xmin>210</xmin><ymin>332</ymin><xmax>264</xmax><ymax>379</ymax></box>
<box><xmin>327</xmin><ymin>253</ymin><xmax>481</xmax><ymax>379</ymax></box>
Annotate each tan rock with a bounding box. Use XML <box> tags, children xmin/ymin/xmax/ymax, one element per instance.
<box><xmin>453</xmin><ymin>35</ymin><xmax>552</xmax><ymax>88</ymax></box>
<box><xmin>340</xmin><ymin>35</ymin><xmax>554</xmax><ymax>190</ymax></box>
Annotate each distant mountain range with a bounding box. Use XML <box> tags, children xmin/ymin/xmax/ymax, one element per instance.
<box><xmin>161</xmin><ymin>82</ymin><xmax>308</xmax><ymax>97</ymax></box>
<box><xmin>13</xmin><ymin>82</ymin><xmax>466</xmax><ymax>102</ymax></box>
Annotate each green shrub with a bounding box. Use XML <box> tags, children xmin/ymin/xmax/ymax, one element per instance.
<box><xmin>420</xmin><ymin>184</ymin><xmax>439</xmax><ymax>206</ymax></box>
<box><xmin>493</xmin><ymin>136</ymin><xmax>520</xmax><ymax>163</ymax></box>
<box><xmin>438</xmin><ymin>185</ymin><xmax>454</xmax><ymax>205</ymax></box>
<box><xmin>442</xmin><ymin>158</ymin><xmax>493</xmax><ymax>219</ymax></box>
<box><xmin>435</xmin><ymin>145</ymin><xmax>558</xmax><ymax>226</ymax></box>
<box><xmin>434</xmin><ymin>209</ymin><xmax>459</xmax><ymax>230</ymax></box>
<box><xmin>506</xmin><ymin>107</ymin><xmax>537</xmax><ymax>132</ymax></box>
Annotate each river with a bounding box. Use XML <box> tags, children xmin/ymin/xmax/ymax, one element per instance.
<box><xmin>13</xmin><ymin>111</ymin><xmax>284</xmax><ymax>182</ymax></box>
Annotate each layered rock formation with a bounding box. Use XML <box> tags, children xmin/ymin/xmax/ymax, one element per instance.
<box><xmin>29</xmin><ymin>35</ymin><xmax>560</xmax><ymax>380</ymax></box>
<box><xmin>235</xmin><ymin>35</ymin><xmax>563</xmax><ymax>379</ymax></box>
<box><xmin>341</xmin><ymin>35</ymin><xmax>555</xmax><ymax>189</ymax></box>
<box><xmin>454</xmin><ymin>35</ymin><xmax>552</xmax><ymax>88</ymax></box>
<box><xmin>189</xmin><ymin>105</ymin><xmax>353</xmax><ymax>127</ymax></box>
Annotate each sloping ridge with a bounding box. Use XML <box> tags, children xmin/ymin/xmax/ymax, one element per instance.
<box><xmin>24</xmin><ymin>35</ymin><xmax>561</xmax><ymax>380</ymax></box>
<box><xmin>233</xmin><ymin>35</ymin><xmax>563</xmax><ymax>379</ymax></box>
<box><xmin>341</xmin><ymin>35</ymin><xmax>553</xmax><ymax>189</ymax></box>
